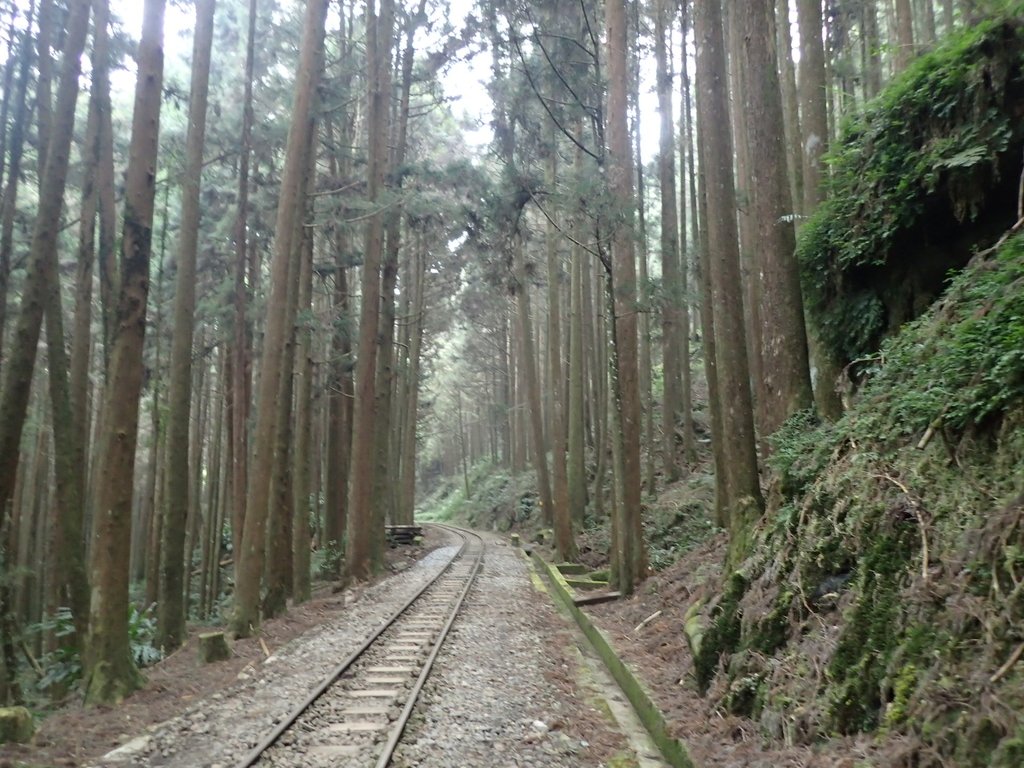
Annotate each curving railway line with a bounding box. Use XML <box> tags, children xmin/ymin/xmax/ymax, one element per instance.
<box><xmin>233</xmin><ymin>523</ymin><xmax>484</xmax><ymax>768</ymax></box>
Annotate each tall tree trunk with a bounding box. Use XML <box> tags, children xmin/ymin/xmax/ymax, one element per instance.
<box><xmin>567</xmin><ymin>225</ymin><xmax>587</xmax><ymax>525</ymax></box>
<box><xmin>606</xmin><ymin>0</ymin><xmax>645</xmax><ymax>595</ymax></box>
<box><xmin>346</xmin><ymin>0</ymin><xmax>393</xmax><ymax>581</ymax></box>
<box><xmin>739</xmin><ymin>0</ymin><xmax>814</xmax><ymax>435</ymax></box>
<box><xmin>84</xmin><ymin>0</ymin><xmax>164</xmax><ymax>705</ymax></box>
<box><xmin>915</xmin><ymin>0</ymin><xmax>936</xmax><ymax>45</ymax></box>
<box><xmin>0</xmin><ymin>0</ymin><xmax>37</xmax><ymax>383</ymax></box>
<box><xmin>776</xmin><ymin>0</ymin><xmax>804</xmax><ymax>216</ymax></box>
<box><xmin>894</xmin><ymin>0</ymin><xmax>915</xmax><ymax>72</ymax></box>
<box><xmin>726</xmin><ymin>2</ymin><xmax>764</xmax><ymax>421</ymax></box>
<box><xmin>545</xmin><ymin>148</ymin><xmax>574</xmax><ymax>559</ymax></box>
<box><xmin>862</xmin><ymin>1</ymin><xmax>883</xmax><ymax>100</ymax></box>
<box><xmin>67</xmin><ymin>0</ymin><xmax>116</xmax><ymax>644</ymax></box>
<box><xmin>656</xmin><ymin>0</ymin><xmax>684</xmax><ymax>483</ymax></box>
<box><xmin>292</xmin><ymin>177</ymin><xmax>315</xmax><ymax>604</ymax></box>
<box><xmin>0</xmin><ymin>7</ymin><xmax>18</xmax><ymax>196</ymax></box>
<box><xmin>398</xmin><ymin>236</ymin><xmax>426</xmax><ymax>525</ymax></box>
<box><xmin>694</xmin><ymin>0</ymin><xmax>765</xmax><ymax>566</ymax></box>
<box><xmin>679</xmin><ymin>0</ymin><xmax>697</xmax><ymax>467</ymax></box>
<box><xmin>513</xmin><ymin>239</ymin><xmax>555</xmax><ymax>526</ymax></box>
<box><xmin>797</xmin><ymin>0</ymin><xmax>828</xmax><ymax>213</ymax></box>
<box><xmin>34</xmin><ymin>0</ymin><xmax>54</xmax><ymax>175</ymax></box>
<box><xmin>158</xmin><ymin>0</ymin><xmax>216</xmax><ymax>653</ymax></box>
<box><xmin>0</xmin><ymin>0</ymin><xmax>90</xmax><ymax>623</ymax></box>
<box><xmin>230</xmin><ymin>0</ymin><xmax>327</xmax><ymax>637</ymax></box>
<box><xmin>229</xmin><ymin>0</ymin><xmax>257</xmax><ymax>563</ymax></box>
<box><xmin>797</xmin><ymin>0</ymin><xmax>844</xmax><ymax>419</ymax></box>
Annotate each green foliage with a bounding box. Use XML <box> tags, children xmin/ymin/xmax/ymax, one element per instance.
<box><xmin>28</xmin><ymin>609</ymin><xmax>81</xmax><ymax>693</ymax></box>
<box><xmin>128</xmin><ymin>604</ymin><xmax>163</xmax><ymax>667</ymax></box>
<box><xmin>314</xmin><ymin>540</ymin><xmax>344</xmax><ymax>579</ymax></box>
<box><xmin>25</xmin><ymin>604</ymin><xmax>161</xmax><ymax>697</ymax></box>
<box><xmin>643</xmin><ymin>474</ymin><xmax>718</xmax><ymax>571</ymax></box>
<box><xmin>798</xmin><ymin>14</ymin><xmax>1024</xmax><ymax>364</ymax></box>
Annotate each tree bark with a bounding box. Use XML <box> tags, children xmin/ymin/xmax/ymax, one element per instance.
<box><xmin>776</xmin><ymin>0</ymin><xmax>804</xmax><ymax>216</ymax></box>
<box><xmin>229</xmin><ymin>0</ymin><xmax>257</xmax><ymax>561</ymax></box>
<box><xmin>84</xmin><ymin>0</ymin><xmax>164</xmax><ymax>705</ymax></box>
<box><xmin>606</xmin><ymin>0</ymin><xmax>645</xmax><ymax>595</ymax></box>
<box><xmin>292</xmin><ymin>178</ymin><xmax>315</xmax><ymax>604</ymax></box>
<box><xmin>567</xmin><ymin>226</ymin><xmax>587</xmax><ymax>526</ymax></box>
<box><xmin>0</xmin><ymin>0</ymin><xmax>90</xmax><ymax>620</ymax></box>
<box><xmin>0</xmin><ymin>0</ymin><xmax>36</xmax><ymax>384</ymax></box>
<box><xmin>895</xmin><ymin>0</ymin><xmax>915</xmax><ymax>72</ymax></box>
<box><xmin>796</xmin><ymin>0</ymin><xmax>844</xmax><ymax>420</ymax></box>
<box><xmin>346</xmin><ymin>0</ymin><xmax>393</xmax><ymax>581</ymax></box>
<box><xmin>545</xmin><ymin>147</ymin><xmax>574</xmax><ymax>559</ymax></box>
<box><xmin>694</xmin><ymin>0</ymin><xmax>765</xmax><ymax>566</ymax></box>
<box><xmin>230</xmin><ymin>0</ymin><xmax>327</xmax><ymax>637</ymax></box>
<box><xmin>656</xmin><ymin>0</ymin><xmax>684</xmax><ymax>483</ymax></box>
<box><xmin>513</xmin><ymin>238</ymin><xmax>555</xmax><ymax>526</ymax></box>
<box><xmin>739</xmin><ymin>0</ymin><xmax>814</xmax><ymax>435</ymax></box>
<box><xmin>158</xmin><ymin>0</ymin><xmax>216</xmax><ymax>654</ymax></box>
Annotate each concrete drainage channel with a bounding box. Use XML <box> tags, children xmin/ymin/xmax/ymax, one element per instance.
<box><xmin>526</xmin><ymin>548</ymin><xmax>696</xmax><ymax>768</ymax></box>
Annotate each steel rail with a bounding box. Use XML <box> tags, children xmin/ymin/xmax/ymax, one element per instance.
<box><xmin>233</xmin><ymin>523</ymin><xmax>483</xmax><ymax>768</ymax></box>
<box><xmin>375</xmin><ymin>525</ymin><xmax>485</xmax><ymax>766</ymax></box>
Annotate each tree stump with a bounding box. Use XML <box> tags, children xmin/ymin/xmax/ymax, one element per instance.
<box><xmin>510</xmin><ymin>533</ymin><xmax>520</xmax><ymax>547</ymax></box>
<box><xmin>0</xmin><ymin>706</ymin><xmax>34</xmax><ymax>744</ymax></box>
<box><xmin>198</xmin><ymin>632</ymin><xmax>231</xmax><ymax>663</ymax></box>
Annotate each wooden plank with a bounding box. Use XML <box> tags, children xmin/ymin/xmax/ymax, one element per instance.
<box><xmin>572</xmin><ymin>591</ymin><xmax>622</xmax><ymax>607</ymax></box>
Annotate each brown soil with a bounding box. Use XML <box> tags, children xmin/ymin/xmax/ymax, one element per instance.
<box><xmin>584</xmin><ymin>532</ymin><xmax>897</xmax><ymax>767</ymax></box>
<box><xmin>0</xmin><ymin>535</ymin><xmax>440</xmax><ymax>768</ymax></box>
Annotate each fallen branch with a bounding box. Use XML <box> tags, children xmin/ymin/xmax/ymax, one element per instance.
<box><xmin>19</xmin><ymin>639</ymin><xmax>44</xmax><ymax>678</ymax></box>
<box><xmin>990</xmin><ymin>641</ymin><xmax>1024</xmax><ymax>684</ymax></box>
<box><xmin>632</xmin><ymin>610</ymin><xmax>662</xmax><ymax>633</ymax></box>
<box><xmin>877</xmin><ymin>473</ymin><xmax>930</xmax><ymax>582</ymax></box>
<box><xmin>259</xmin><ymin>637</ymin><xmax>271</xmax><ymax>658</ymax></box>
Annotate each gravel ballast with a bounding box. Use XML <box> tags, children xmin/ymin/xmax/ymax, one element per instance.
<box><xmin>94</xmin><ymin>530</ymin><xmax>650</xmax><ymax>768</ymax></box>
<box><xmin>97</xmin><ymin>543</ymin><xmax>459</xmax><ymax>768</ymax></box>
<box><xmin>391</xmin><ymin>535</ymin><xmax>649</xmax><ymax>768</ymax></box>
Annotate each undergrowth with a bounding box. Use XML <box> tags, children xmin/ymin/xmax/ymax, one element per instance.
<box><xmin>699</xmin><ymin>232</ymin><xmax>1024</xmax><ymax>766</ymax></box>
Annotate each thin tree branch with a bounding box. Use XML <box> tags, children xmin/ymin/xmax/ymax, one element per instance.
<box><xmin>509</xmin><ymin>32</ymin><xmax>600</xmax><ymax>162</ymax></box>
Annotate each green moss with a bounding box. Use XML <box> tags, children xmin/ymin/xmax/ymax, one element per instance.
<box><xmin>882</xmin><ymin>663</ymin><xmax>919</xmax><ymax>730</ymax></box>
<box><xmin>749</xmin><ymin>589</ymin><xmax>794</xmax><ymax>656</ymax></box>
<box><xmin>724</xmin><ymin>673</ymin><xmax>764</xmax><ymax>717</ymax></box>
<box><xmin>828</xmin><ymin>533</ymin><xmax>912</xmax><ymax>733</ymax></box>
<box><xmin>694</xmin><ymin>571</ymin><xmax>746</xmax><ymax>693</ymax></box>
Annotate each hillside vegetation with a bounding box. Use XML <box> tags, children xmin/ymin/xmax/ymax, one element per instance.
<box><xmin>693</xmin><ymin>15</ymin><xmax>1024</xmax><ymax>767</ymax></box>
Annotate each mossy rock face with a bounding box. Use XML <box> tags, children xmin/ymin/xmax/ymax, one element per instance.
<box><xmin>694</xmin><ymin>571</ymin><xmax>746</xmax><ymax>693</ymax></box>
<box><xmin>798</xmin><ymin>14</ymin><xmax>1024</xmax><ymax>368</ymax></box>
<box><xmin>0</xmin><ymin>706</ymin><xmax>35</xmax><ymax>744</ymax></box>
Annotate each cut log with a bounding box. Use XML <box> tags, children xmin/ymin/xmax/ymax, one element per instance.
<box><xmin>198</xmin><ymin>632</ymin><xmax>231</xmax><ymax>663</ymax></box>
<box><xmin>0</xmin><ymin>706</ymin><xmax>34</xmax><ymax>744</ymax></box>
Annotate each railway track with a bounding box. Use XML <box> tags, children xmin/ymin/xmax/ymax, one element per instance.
<box><xmin>234</xmin><ymin>523</ymin><xmax>484</xmax><ymax>768</ymax></box>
